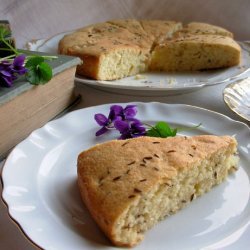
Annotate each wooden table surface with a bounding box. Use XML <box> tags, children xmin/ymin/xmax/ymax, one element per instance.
<box><xmin>1</xmin><ymin>0</ymin><xmax>250</xmax><ymax>249</ymax></box>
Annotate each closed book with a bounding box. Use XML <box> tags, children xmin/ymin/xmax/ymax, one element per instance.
<box><xmin>0</xmin><ymin>51</ymin><xmax>81</xmax><ymax>159</ymax></box>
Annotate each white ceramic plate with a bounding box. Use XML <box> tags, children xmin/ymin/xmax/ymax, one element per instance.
<box><xmin>223</xmin><ymin>77</ymin><xmax>250</xmax><ymax>121</ymax></box>
<box><xmin>27</xmin><ymin>32</ymin><xmax>250</xmax><ymax>96</ymax></box>
<box><xmin>2</xmin><ymin>102</ymin><xmax>250</xmax><ymax>250</ymax></box>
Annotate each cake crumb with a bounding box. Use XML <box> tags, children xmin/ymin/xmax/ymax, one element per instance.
<box><xmin>134</xmin><ymin>74</ymin><xmax>147</xmax><ymax>80</ymax></box>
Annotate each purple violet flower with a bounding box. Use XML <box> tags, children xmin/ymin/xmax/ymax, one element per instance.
<box><xmin>0</xmin><ymin>54</ymin><xmax>27</xmax><ymax>88</ymax></box>
<box><xmin>109</xmin><ymin>105</ymin><xmax>124</xmax><ymax>120</ymax></box>
<box><xmin>94</xmin><ymin>104</ymin><xmax>143</xmax><ymax>138</ymax></box>
<box><xmin>94</xmin><ymin>105</ymin><xmax>123</xmax><ymax>136</ymax></box>
<box><xmin>94</xmin><ymin>113</ymin><xmax>110</xmax><ymax>136</ymax></box>
<box><xmin>0</xmin><ymin>60</ymin><xmax>13</xmax><ymax>87</ymax></box>
<box><xmin>110</xmin><ymin>104</ymin><xmax>137</xmax><ymax>121</ymax></box>
<box><xmin>114</xmin><ymin>119</ymin><xmax>146</xmax><ymax>139</ymax></box>
<box><xmin>12</xmin><ymin>54</ymin><xmax>27</xmax><ymax>75</ymax></box>
<box><xmin>123</xmin><ymin>105</ymin><xmax>137</xmax><ymax>119</ymax></box>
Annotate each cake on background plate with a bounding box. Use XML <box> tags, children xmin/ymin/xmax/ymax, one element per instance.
<box><xmin>58</xmin><ymin>19</ymin><xmax>241</xmax><ymax>80</ymax></box>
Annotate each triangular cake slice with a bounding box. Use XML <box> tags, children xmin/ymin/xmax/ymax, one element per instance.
<box><xmin>150</xmin><ymin>34</ymin><xmax>241</xmax><ymax>71</ymax></box>
<box><xmin>58</xmin><ymin>22</ymin><xmax>151</xmax><ymax>80</ymax></box>
<box><xmin>77</xmin><ymin>135</ymin><xmax>238</xmax><ymax>247</ymax></box>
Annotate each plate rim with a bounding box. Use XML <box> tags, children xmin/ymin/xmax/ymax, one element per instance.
<box><xmin>223</xmin><ymin>77</ymin><xmax>250</xmax><ymax>122</ymax></box>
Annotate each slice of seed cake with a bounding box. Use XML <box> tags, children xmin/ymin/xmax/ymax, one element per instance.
<box><xmin>150</xmin><ymin>34</ymin><xmax>241</xmax><ymax>71</ymax></box>
<box><xmin>58</xmin><ymin>22</ymin><xmax>151</xmax><ymax>80</ymax></box>
<box><xmin>77</xmin><ymin>135</ymin><xmax>238</xmax><ymax>247</ymax></box>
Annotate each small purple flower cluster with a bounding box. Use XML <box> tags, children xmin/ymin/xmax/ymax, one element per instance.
<box><xmin>0</xmin><ymin>54</ymin><xmax>27</xmax><ymax>87</ymax></box>
<box><xmin>94</xmin><ymin>105</ymin><xmax>146</xmax><ymax>139</ymax></box>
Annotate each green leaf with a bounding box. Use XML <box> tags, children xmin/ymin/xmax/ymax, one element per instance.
<box><xmin>25</xmin><ymin>57</ymin><xmax>53</xmax><ymax>85</ymax></box>
<box><xmin>156</xmin><ymin>121</ymin><xmax>176</xmax><ymax>137</ymax></box>
<box><xmin>155</xmin><ymin>122</ymin><xmax>171</xmax><ymax>136</ymax></box>
<box><xmin>172</xmin><ymin>128</ymin><xmax>178</xmax><ymax>136</ymax></box>
<box><xmin>38</xmin><ymin>62</ymin><xmax>53</xmax><ymax>82</ymax></box>
<box><xmin>146</xmin><ymin>127</ymin><xmax>161</xmax><ymax>137</ymax></box>
<box><xmin>146</xmin><ymin>121</ymin><xmax>177</xmax><ymax>138</ymax></box>
<box><xmin>25</xmin><ymin>56</ymin><xmax>44</xmax><ymax>67</ymax></box>
<box><xmin>26</xmin><ymin>67</ymin><xmax>40</xmax><ymax>84</ymax></box>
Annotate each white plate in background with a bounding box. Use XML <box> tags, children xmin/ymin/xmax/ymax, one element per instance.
<box><xmin>27</xmin><ymin>32</ymin><xmax>250</xmax><ymax>96</ymax></box>
<box><xmin>2</xmin><ymin>102</ymin><xmax>250</xmax><ymax>250</ymax></box>
<box><xmin>224</xmin><ymin>77</ymin><xmax>250</xmax><ymax>121</ymax></box>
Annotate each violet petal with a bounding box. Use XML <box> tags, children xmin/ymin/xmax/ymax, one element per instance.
<box><xmin>94</xmin><ymin>113</ymin><xmax>109</xmax><ymax>126</ymax></box>
<box><xmin>0</xmin><ymin>70</ymin><xmax>12</xmax><ymax>77</ymax></box>
<box><xmin>95</xmin><ymin>126</ymin><xmax>109</xmax><ymax>136</ymax></box>
<box><xmin>118</xmin><ymin>132</ymin><xmax>132</xmax><ymax>140</ymax></box>
<box><xmin>114</xmin><ymin>120</ymin><xmax>129</xmax><ymax>133</ymax></box>
<box><xmin>109</xmin><ymin>105</ymin><xmax>123</xmax><ymax>120</ymax></box>
<box><xmin>110</xmin><ymin>105</ymin><xmax>123</xmax><ymax>115</ymax></box>
<box><xmin>13</xmin><ymin>54</ymin><xmax>26</xmax><ymax>67</ymax></box>
<box><xmin>124</xmin><ymin>105</ymin><xmax>137</xmax><ymax>119</ymax></box>
<box><xmin>0</xmin><ymin>75</ymin><xmax>13</xmax><ymax>87</ymax></box>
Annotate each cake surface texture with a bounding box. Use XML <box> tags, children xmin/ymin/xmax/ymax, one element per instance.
<box><xmin>176</xmin><ymin>22</ymin><xmax>233</xmax><ymax>38</ymax></box>
<box><xmin>58</xmin><ymin>20</ymin><xmax>241</xmax><ymax>80</ymax></box>
<box><xmin>77</xmin><ymin>135</ymin><xmax>239</xmax><ymax>247</ymax></box>
<box><xmin>150</xmin><ymin>34</ymin><xmax>241</xmax><ymax>71</ymax></box>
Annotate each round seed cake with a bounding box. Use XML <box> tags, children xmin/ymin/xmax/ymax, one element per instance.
<box><xmin>58</xmin><ymin>20</ymin><xmax>241</xmax><ymax>80</ymax></box>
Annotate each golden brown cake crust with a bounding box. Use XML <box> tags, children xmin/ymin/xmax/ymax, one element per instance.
<box><xmin>140</xmin><ymin>20</ymin><xmax>182</xmax><ymax>42</ymax></box>
<box><xmin>77</xmin><ymin>135</ymin><xmax>237</xmax><ymax>246</ymax></box>
<box><xmin>58</xmin><ymin>19</ymin><xmax>240</xmax><ymax>80</ymax></box>
<box><xmin>58</xmin><ymin>22</ymin><xmax>147</xmax><ymax>56</ymax></box>
<box><xmin>180</xmin><ymin>22</ymin><xmax>233</xmax><ymax>38</ymax></box>
<box><xmin>108</xmin><ymin>19</ymin><xmax>154</xmax><ymax>44</ymax></box>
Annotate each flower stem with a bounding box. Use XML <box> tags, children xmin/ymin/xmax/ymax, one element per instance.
<box><xmin>0</xmin><ymin>54</ymin><xmax>16</xmax><ymax>62</ymax></box>
<box><xmin>25</xmin><ymin>53</ymin><xmax>58</xmax><ymax>60</ymax></box>
<box><xmin>0</xmin><ymin>48</ymin><xmax>13</xmax><ymax>51</ymax></box>
<box><xmin>143</xmin><ymin>122</ymin><xmax>162</xmax><ymax>137</ymax></box>
<box><xmin>0</xmin><ymin>36</ymin><xmax>19</xmax><ymax>55</ymax></box>
<box><xmin>176</xmin><ymin>122</ymin><xmax>202</xmax><ymax>132</ymax></box>
<box><xmin>143</xmin><ymin>122</ymin><xmax>157</xmax><ymax>130</ymax></box>
<box><xmin>40</xmin><ymin>55</ymin><xmax>58</xmax><ymax>60</ymax></box>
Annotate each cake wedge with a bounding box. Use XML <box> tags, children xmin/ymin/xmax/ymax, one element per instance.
<box><xmin>150</xmin><ymin>34</ymin><xmax>241</xmax><ymax>71</ymax></box>
<box><xmin>77</xmin><ymin>135</ymin><xmax>238</xmax><ymax>247</ymax></box>
<box><xmin>58</xmin><ymin>22</ymin><xmax>151</xmax><ymax>80</ymax></box>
